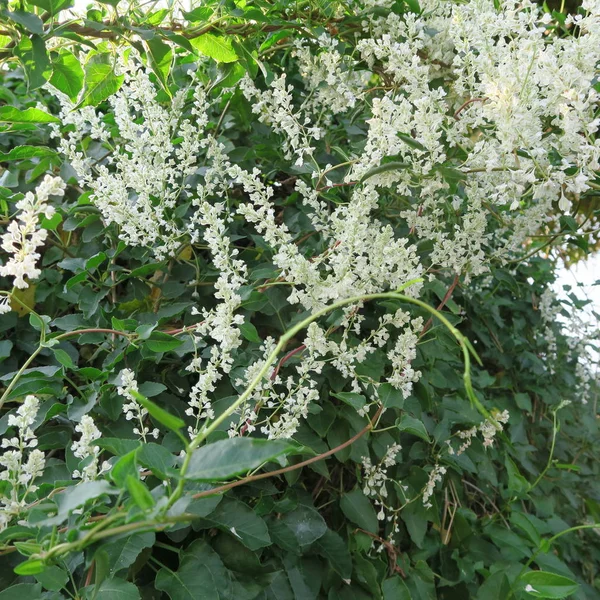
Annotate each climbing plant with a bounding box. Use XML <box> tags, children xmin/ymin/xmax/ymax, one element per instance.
<box><xmin>0</xmin><ymin>0</ymin><xmax>599</xmax><ymax>598</ymax></box>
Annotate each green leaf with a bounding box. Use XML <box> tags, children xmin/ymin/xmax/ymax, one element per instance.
<box><xmin>359</xmin><ymin>161</ymin><xmax>409</xmax><ymax>184</ymax></box>
<box><xmin>54</xmin><ymin>481</ymin><xmax>118</xmax><ymax>519</ymax></box>
<box><xmin>162</xmin><ymin>31</ymin><xmax>194</xmax><ymax>52</ymax></box>
<box><xmin>13</xmin><ymin>541</ymin><xmax>42</xmax><ymax>555</ymax></box>
<box><xmin>28</xmin><ymin>0</ymin><xmax>73</xmax><ymax>13</ymax></box>
<box><xmin>145</xmin><ymin>37</ymin><xmax>173</xmax><ymax>92</ymax></box>
<box><xmin>136</xmin><ymin>443</ymin><xmax>176</xmax><ymax>479</ymax></box>
<box><xmin>111</xmin><ymin>450</ymin><xmax>138</xmax><ymax>487</ymax></box>
<box><xmin>185</xmin><ymin>495</ymin><xmax>222</xmax><ymax>518</ymax></box>
<box><xmin>332</xmin><ymin>392</ymin><xmax>366</xmax><ymax>412</ymax></box>
<box><xmin>144</xmin><ymin>332</ymin><xmax>183</xmax><ymax>353</ymax></box>
<box><xmin>102</xmin><ymin>532</ymin><xmax>155</xmax><ymax>575</ymax></box>
<box><xmin>510</xmin><ymin>512</ymin><xmax>542</xmax><ymax>546</ymax></box>
<box><xmin>79</xmin><ymin>53</ymin><xmax>124</xmax><ymax>107</ymax></box>
<box><xmin>94</xmin><ymin>549</ymin><xmax>110</xmax><ymax>592</ymax></box>
<box><xmin>40</xmin><ymin>212</ymin><xmax>62</xmax><ymax>231</ymax></box>
<box><xmin>477</xmin><ymin>572</ymin><xmax>511</xmax><ymax>600</ymax></box>
<box><xmin>53</xmin><ymin>348</ymin><xmax>75</xmax><ymax>369</ymax></box>
<box><xmin>94</xmin><ymin>577</ymin><xmax>141</xmax><ymax>599</ymax></box>
<box><xmin>397</xmin><ymin>132</ymin><xmax>427</xmax><ymax>152</ymax></box>
<box><xmin>130</xmin><ymin>390</ymin><xmax>185</xmax><ymax>434</ymax></box>
<box><xmin>146</xmin><ymin>8</ymin><xmax>169</xmax><ymax>25</ymax></box>
<box><xmin>86</xmin><ymin>252</ymin><xmax>107</xmax><ymax>271</ymax></box>
<box><xmin>0</xmin><ymin>106</ymin><xmax>59</xmax><ymax>124</ymax></box>
<box><xmin>0</xmin><ymin>145</ymin><xmax>57</xmax><ymax>162</ymax></box>
<box><xmin>5</xmin><ymin>10</ymin><xmax>44</xmax><ymax>34</ymax></box>
<box><xmin>313</xmin><ymin>529</ymin><xmax>352</xmax><ymax>579</ymax></box>
<box><xmin>97</xmin><ymin>438</ymin><xmax>141</xmax><ymax>456</ymax></box>
<box><xmin>49</xmin><ymin>50</ymin><xmax>84</xmax><ymax>101</ymax></box>
<box><xmin>239</xmin><ymin>321</ymin><xmax>261</xmax><ymax>343</ymax></box>
<box><xmin>183</xmin><ymin>7</ymin><xmax>213</xmax><ymax>21</ymax></box>
<box><xmin>0</xmin><ymin>584</ymin><xmax>43</xmax><ymax>600</ymax></box>
<box><xmin>34</xmin><ymin>565</ymin><xmax>69</xmax><ymax>591</ymax></box>
<box><xmin>405</xmin><ymin>0</ymin><xmax>422</xmax><ymax>13</ymax></box>
<box><xmin>185</xmin><ymin>438</ymin><xmax>297</xmax><ymax>481</ymax></box>
<box><xmin>520</xmin><ymin>571</ymin><xmax>579</xmax><ymax>599</ymax></box>
<box><xmin>126</xmin><ymin>475</ymin><xmax>155</xmax><ymax>511</ymax></box>
<box><xmin>378</xmin><ymin>383</ymin><xmax>404</xmax><ymax>409</ymax></box>
<box><xmin>505</xmin><ymin>455</ymin><xmax>529</xmax><ymax>498</ymax></box>
<box><xmin>155</xmin><ymin>539</ymin><xmax>231</xmax><ymax>600</ymax></box>
<box><xmin>190</xmin><ymin>33</ymin><xmax>238</xmax><ymax>63</ymax></box>
<box><xmin>339</xmin><ymin>489</ymin><xmax>378</xmax><ymax>534</ymax></box>
<box><xmin>14</xmin><ymin>34</ymin><xmax>51</xmax><ymax>90</ymax></box>
<box><xmin>397</xmin><ymin>415</ymin><xmax>430</xmax><ymax>442</ymax></box>
<box><xmin>202</xmin><ymin>497</ymin><xmax>271</xmax><ymax>551</ymax></box>
<box><xmin>436</xmin><ymin>165</ymin><xmax>466</xmax><ymax>192</ymax></box>
<box><xmin>269</xmin><ymin>505</ymin><xmax>326</xmax><ymax>552</ymax></box>
<box><xmin>382</xmin><ymin>577</ymin><xmax>411</xmax><ymax>600</ymax></box>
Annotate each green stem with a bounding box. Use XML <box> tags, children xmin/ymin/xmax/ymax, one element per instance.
<box><xmin>0</xmin><ymin>345</ymin><xmax>44</xmax><ymax>410</ymax></box>
<box><xmin>529</xmin><ymin>411</ymin><xmax>558</xmax><ymax>491</ymax></box>
<box><xmin>42</xmin><ymin>514</ymin><xmax>193</xmax><ymax>562</ymax></box>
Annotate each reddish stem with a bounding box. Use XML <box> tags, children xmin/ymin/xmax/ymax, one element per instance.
<box><xmin>453</xmin><ymin>97</ymin><xmax>487</xmax><ymax>120</ymax></box>
<box><xmin>271</xmin><ymin>344</ymin><xmax>306</xmax><ymax>380</ymax></box>
<box><xmin>84</xmin><ymin>561</ymin><xmax>94</xmax><ymax>587</ymax></box>
<box><xmin>420</xmin><ymin>274</ymin><xmax>460</xmax><ymax>337</ymax></box>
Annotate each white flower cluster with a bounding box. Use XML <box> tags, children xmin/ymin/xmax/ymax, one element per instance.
<box><xmin>118</xmin><ymin>368</ymin><xmax>159</xmax><ymax>441</ymax></box>
<box><xmin>0</xmin><ymin>175</ymin><xmax>65</xmax><ymax>303</ymax></box>
<box><xmin>228</xmin><ymin>307</ymin><xmax>424</xmax><ymax>439</ymax></box>
<box><xmin>186</xmin><ymin>141</ymin><xmax>247</xmax><ymax>438</ymax></box>
<box><xmin>362</xmin><ymin>443</ymin><xmax>402</xmax><ymax>500</ymax></box>
<box><xmin>537</xmin><ymin>287</ymin><xmax>599</xmax><ymax>402</ymax></box>
<box><xmin>362</xmin><ymin>443</ymin><xmax>406</xmax><ymax>545</ymax></box>
<box><xmin>292</xmin><ymin>33</ymin><xmax>371</xmax><ymax>117</ymax></box>
<box><xmin>240</xmin><ymin>74</ymin><xmax>322</xmax><ymax>166</ymax></box>
<box><xmin>237</xmin><ymin>172</ymin><xmax>423</xmax><ymax>312</ymax></box>
<box><xmin>386</xmin><ymin>317</ymin><xmax>423</xmax><ymax>399</ymax></box>
<box><xmin>71</xmin><ymin>415</ymin><xmax>111</xmax><ymax>481</ymax></box>
<box><xmin>422</xmin><ymin>463</ymin><xmax>447</xmax><ymax>509</ymax></box>
<box><xmin>446</xmin><ymin>410</ymin><xmax>510</xmax><ymax>456</ymax></box>
<box><xmin>346</xmin><ymin>0</ymin><xmax>600</xmax><ymax>275</ymax></box>
<box><xmin>50</xmin><ymin>54</ymin><xmax>207</xmax><ymax>259</ymax></box>
<box><xmin>0</xmin><ymin>396</ymin><xmax>45</xmax><ymax>529</ymax></box>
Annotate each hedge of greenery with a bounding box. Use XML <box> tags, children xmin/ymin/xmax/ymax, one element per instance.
<box><xmin>0</xmin><ymin>0</ymin><xmax>599</xmax><ymax>598</ymax></box>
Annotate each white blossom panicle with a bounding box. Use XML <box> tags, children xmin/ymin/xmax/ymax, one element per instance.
<box><xmin>71</xmin><ymin>415</ymin><xmax>111</xmax><ymax>481</ymax></box>
<box><xmin>292</xmin><ymin>33</ymin><xmax>371</xmax><ymax>116</ymax></box>
<box><xmin>0</xmin><ymin>396</ymin><xmax>46</xmax><ymax>529</ymax></box>
<box><xmin>447</xmin><ymin>410</ymin><xmax>510</xmax><ymax>455</ymax></box>
<box><xmin>362</xmin><ymin>443</ymin><xmax>402</xmax><ymax>500</ymax></box>
<box><xmin>239</xmin><ymin>74</ymin><xmax>322</xmax><ymax>166</ymax></box>
<box><xmin>117</xmin><ymin>369</ymin><xmax>159</xmax><ymax>442</ymax></box>
<box><xmin>185</xmin><ymin>141</ymin><xmax>248</xmax><ymax>438</ymax></box>
<box><xmin>387</xmin><ymin>317</ymin><xmax>423</xmax><ymax>399</ymax></box>
<box><xmin>535</xmin><ymin>287</ymin><xmax>598</xmax><ymax>401</ymax></box>
<box><xmin>479</xmin><ymin>410</ymin><xmax>510</xmax><ymax>448</ymax></box>
<box><xmin>50</xmin><ymin>54</ymin><xmax>207</xmax><ymax>259</ymax></box>
<box><xmin>423</xmin><ymin>464</ymin><xmax>447</xmax><ymax>509</ymax></box>
<box><xmin>0</xmin><ymin>175</ymin><xmax>65</xmax><ymax>292</ymax></box>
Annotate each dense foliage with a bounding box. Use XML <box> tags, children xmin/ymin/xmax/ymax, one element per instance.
<box><xmin>0</xmin><ymin>0</ymin><xmax>599</xmax><ymax>599</ymax></box>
